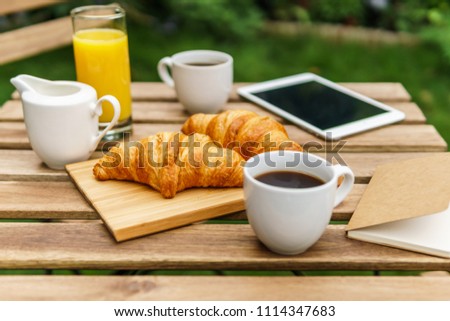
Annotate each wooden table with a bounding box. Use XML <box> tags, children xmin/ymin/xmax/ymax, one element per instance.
<box><xmin>0</xmin><ymin>82</ymin><xmax>448</xmax><ymax>301</ymax></box>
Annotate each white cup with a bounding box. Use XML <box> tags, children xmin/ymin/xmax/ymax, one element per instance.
<box><xmin>243</xmin><ymin>151</ymin><xmax>354</xmax><ymax>255</ymax></box>
<box><xmin>11</xmin><ymin>75</ymin><xmax>120</xmax><ymax>170</ymax></box>
<box><xmin>157</xmin><ymin>50</ymin><xmax>233</xmax><ymax>114</ymax></box>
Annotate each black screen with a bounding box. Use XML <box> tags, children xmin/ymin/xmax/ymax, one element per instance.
<box><xmin>253</xmin><ymin>80</ymin><xmax>388</xmax><ymax>130</ymax></box>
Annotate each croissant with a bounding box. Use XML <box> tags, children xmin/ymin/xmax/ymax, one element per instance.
<box><xmin>181</xmin><ymin>110</ymin><xmax>302</xmax><ymax>160</ymax></box>
<box><xmin>93</xmin><ymin>132</ymin><xmax>244</xmax><ymax>198</ymax></box>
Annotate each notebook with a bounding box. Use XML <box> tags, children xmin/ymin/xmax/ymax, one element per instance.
<box><xmin>346</xmin><ymin>153</ymin><xmax>450</xmax><ymax>258</ymax></box>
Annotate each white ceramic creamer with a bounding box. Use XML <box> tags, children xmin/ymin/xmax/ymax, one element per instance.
<box><xmin>11</xmin><ymin>74</ymin><xmax>121</xmax><ymax>169</ymax></box>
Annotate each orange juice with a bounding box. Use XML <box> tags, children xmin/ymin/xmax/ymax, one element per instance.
<box><xmin>73</xmin><ymin>28</ymin><xmax>131</xmax><ymax>123</ymax></box>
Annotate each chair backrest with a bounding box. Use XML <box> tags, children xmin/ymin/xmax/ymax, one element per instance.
<box><xmin>0</xmin><ymin>0</ymin><xmax>72</xmax><ymax>65</ymax></box>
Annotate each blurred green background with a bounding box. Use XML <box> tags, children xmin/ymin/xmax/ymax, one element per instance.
<box><xmin>0</xmin><ymin>0</ymin><xmax>449</xmax><ymax>145</ymax></box>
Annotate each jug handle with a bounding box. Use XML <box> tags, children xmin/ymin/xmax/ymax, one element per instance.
<box><xmin>90</xmin><ymin>95</ymin><xmax>121</xmax><ymax>152</ymax></box>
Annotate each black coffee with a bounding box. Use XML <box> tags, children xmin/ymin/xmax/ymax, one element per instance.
<box><xmin>255</xmin><ymin>171</ymin><xmax>325</xmax><ymax>188</ymax></box>
<box><xmin>185</xmin><ymin>61</ymin><xmax>223</xmax><ymax>66</ymax></box>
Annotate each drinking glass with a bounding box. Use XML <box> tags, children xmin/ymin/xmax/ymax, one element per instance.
<box><xmin>71</xmin><ymin>4</ymin><xmax>132</xmax><ymax>140</ymax></box>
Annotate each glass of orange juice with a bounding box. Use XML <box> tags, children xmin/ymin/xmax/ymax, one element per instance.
<box><xmin>71</xmin><ymin>4</ymin><xmax>132</xmax><ymax>140</ymax></box>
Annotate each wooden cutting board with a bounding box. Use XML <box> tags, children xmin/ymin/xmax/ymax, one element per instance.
<box><xmin>66</xmin><ymin>159</ymin><xmax>244</xmax><ymax>242</ymax></box>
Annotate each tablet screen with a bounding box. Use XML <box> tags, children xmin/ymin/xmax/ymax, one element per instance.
<box><xmin>252</xmin><ymin>80</ymin><xmax>389</xmax><ymax>130</ymax></box>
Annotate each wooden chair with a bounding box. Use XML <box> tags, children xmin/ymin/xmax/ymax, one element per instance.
<box><xmin>0</xmin><ymin>0</ymin><xmax>72</xmax><ymax>65</ymax></box>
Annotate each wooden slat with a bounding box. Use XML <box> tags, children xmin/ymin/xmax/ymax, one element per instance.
<box><xmin>0</xmin><ymin>223</ymin><xmax>449</xmax><ymax>270</ymax></box>
<box><xmin>286</xmin><ymin>124</ymin><xmax>447</xmax><ymax>152</ymax></box>
<box><xmin>0</xmin><ymin>100</ymin><xmax>284</xmax><ymax>123</ymax></box>
<box><xmin>315</xmin><ymin>152</ymin><xmax>448</xmax><ymax>183</ymax></box>
<box><xmin>0</xmin><ymin>16</ymin><xmax>72</xmax><ymax>65</ymax></box>
<box><xmin>130</xmin><ymin>82</ymin><xmax>412</xmax><ymax>102</ymax></box>
<box><xmin>1</xmin><ymin>122</ymin><xmax>444</xmax><ymax>151</ymax></box>
<box><xmin>0</xmin><ymin>149</ymin><xmax>443</xmax><ymax>183</ymax></box>
<box><xmin>339</xmin><ymin>82</ymin><xmax>411</xmax><ymax>101</ymax></box>
<box><xmin>0</xmin><ymin>0</ymin><xmax>61</xmax><ymax>15</ymax></box>
<box><xmin>0</xmin><ymin>101</ymin><xmax>20</xmax><ymax>121</ymax></box>
<box><xmin>0</xmin><ymin>276</ymin><xmax>449</xmax><ymax>300</ymax></box>
<box><xmin>386</xmin><ymin>102</ymin><xmax>426</xmax><ymax>124</ymax></box>
<box><xmin>0</xmin><ymin>100</ymin><xmax>426</xmax><ymax>124</ymax></box>
<box><xmin>0</xmin><ymin>150</ymin><xmax>444</xmax><ymax>220</ymax></box>
<box><xmin>86</xmin><ymin>125</ymin><xmax>450</xmax><ymax>153</ymax></box>
<box><xmin>132</xmin><ymin>123</ymin><xmax>447</xmax><ymax>152</ymax></box>
<box><xmin>1</xmin><ymin>152</ymin><xmax>445</xmax><ymax>221</ymax></box>
<box><xmin>9</xmin><ymin>81</ymin><xmax>414</xmax><ymax>105</ymax></box>
<box><xmin>0</xmin><ymin>181</ymin><xmax>361</xmax><ymax>221</ymax></box>
<box><xmin>0</xmin><ymin>181</ymin><xmax>97</xmax><ymax>219</ymax></box>
<box><xmin>0</xmin><ymin>150</ymin><xmax>67</xmax><ymax>181</ymax></box>
<box><xmin>0</xmin><ymin>122</ymin><xmax>31</xmax><ymax>148</ymax></box>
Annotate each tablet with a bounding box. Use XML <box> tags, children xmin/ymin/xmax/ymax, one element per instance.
<box><xmin>237</xmin><ymin>73</ymin><xmax>405</xmax><ymax>140</ymax></box>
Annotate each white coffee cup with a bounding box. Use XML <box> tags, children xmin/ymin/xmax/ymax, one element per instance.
<box><xmin>157</xmin><ymin>50</ymin><xmax>233</xmax><ymax>114</ymax></box>
<box><xmin>243</xmin><ymin>151</ymin><xmax>354</xmax><ymax>255</ymax></box>
<box><xmin>11</xmin><ymin>75</ymin><xmax>120</xmax><ymax>170</ymax></box>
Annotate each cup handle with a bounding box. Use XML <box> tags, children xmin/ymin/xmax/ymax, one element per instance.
<box><xmin>157</xmin><ymin>57</ymin><xmax>175</xmax><ymax>88</ymax></box>
<box><xmin>332</xmin><ymin>164</ymin><xmax>355</xmax><ymax>207</ymax></box>
<box><xmin>90</xmin><ymin>95</ymin><xmax>121</xmax><ymax>152</ymax></box>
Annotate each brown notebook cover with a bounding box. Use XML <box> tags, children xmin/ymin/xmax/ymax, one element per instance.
<box><xmin>347</xmin><ymin>153</ymin><xmax>450</xmax><ymax>258</ymax></box>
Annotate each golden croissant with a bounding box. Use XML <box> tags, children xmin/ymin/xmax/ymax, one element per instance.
<box><xmin>93</xmin><ymin>132</ymin><xmax>244</xmax><ymax>198</ymax></box>
<box><xmin>181</xmin><ymin>110</ymin><xmax>302</xmax><ymax>160</ymax></box>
